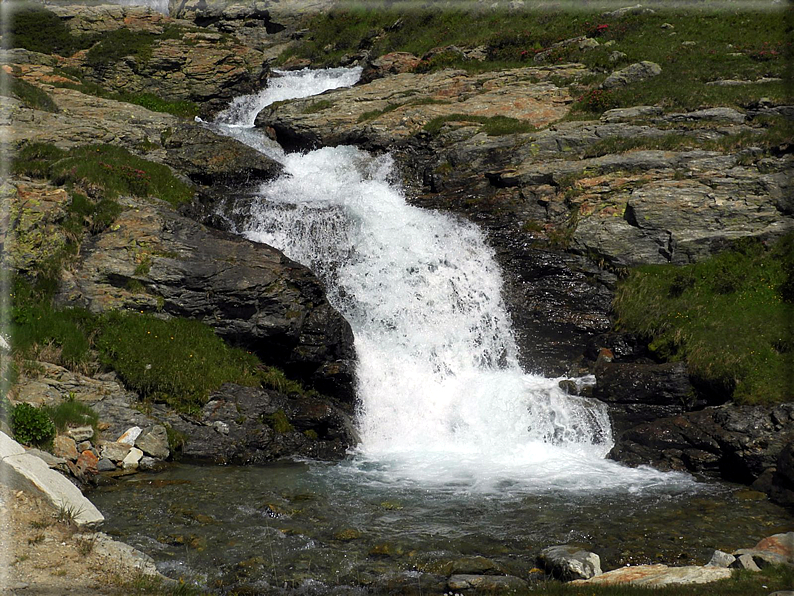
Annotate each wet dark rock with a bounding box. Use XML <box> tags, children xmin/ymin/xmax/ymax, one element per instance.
<box><xmin>166</xmin><ymin>383</ymin><xmax>357</xmax><ymax>463</ymax></box>
<box><xmin>770</xmin><ymin>442</ymin><xmax>794</xmax><ymax>508</ymax></box>
<box><xmin>594</xmin><ymin>362</ymin><xmax>702</xmax><ymax>435</ymax></box>
<box><xmin>609</xmin><ymin>403</ymin><xmax>794</xmax><ymax>486</ymax></box>
<box><xmin>539</xmin><ymin>545</ymin><xmax>602</xmax><ymax>581</ymax></box>
<box><xmin>447</xmin><ymin>573</ymin><xmax>529</xmax><ymax>592</ymax></box>
<box><xmin>162</xmin><ymin>124</ymin><xmax>283</xmax><ymax>189</ymax></box>
<box><xmin>60</xmin><ymin>197</ymin><xmax>356</xmax><ymax>400</ymax></box>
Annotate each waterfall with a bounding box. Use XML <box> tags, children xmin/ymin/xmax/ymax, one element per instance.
<box><xmin>211</xmin><ymin>69</ymin><xmax>686</xmax><ymax>492</ymax></box>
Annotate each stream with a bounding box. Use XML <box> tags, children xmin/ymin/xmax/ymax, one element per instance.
<box><xmin>92</xmin><ymin>67</ymin><xmax>793</xmax><ymax>593</ymax></box>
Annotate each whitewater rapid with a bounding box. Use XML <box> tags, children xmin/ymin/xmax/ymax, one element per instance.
<box><xmin>210</xmin><ymin>68</ymin><xmax>696</xmax><ymax>493</ymax></box>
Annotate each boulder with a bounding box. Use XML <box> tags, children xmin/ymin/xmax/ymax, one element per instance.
<box><xmin>539</xmin><ymin>545</ymin><xmax>602</xmax><ymax>581</ymax></box>
<box><xmin>753</xmin><ymin>532</ymin><xmax>794</xmax><ymax>559</ymax></box>
<box><xmin>571</xmin><ymin>564</ymin><xmax>731</xmax><ymax>587</ymax></box>
<box><xmin>96</xmin><ymin>458</ymin><xmax>116</xmax><ymax>472</ymax></box>
<box><xmin>732</xmin><ymin>548</ymin><xmax>788</xmax><ymax>568</ymax></box>
<box><xmin>25</xmin><ymin>448</ymin><xmax>67</xmax><ymax>469</ymax></box>
<box><xmin>602</xmin><ymin>61</ymin><xmax>662</xmax><ymax>89</ymax></box>
<box><xmin>53</xmin><ymin>435</ymin><xmax>79</xmax><ymax>461</ymax></box>
<box><xmin>729</xmin><ymin>554</ymin><xmax>761</xmax><ymax>572</ymax></box>
<box><xmin>59</xmin><ymin>196</ymin><xmax>356</xmax><ymax>401</ymax></box>
<box><xmin>135</xmin><ymin>425</ymin><xmax>170</xmax><ymax>460</ymax></box>
<box><xmin>0</xmin><ymin>431</ymin><xmax>104</xmax><ymax>526</ymax></box>
<box><xmin>770</xmin><ymin>443</ymin><xmax>794</xmax><ymax>507</ymax></box>
<box><xmin>361</xmin><ymin>52</ymin><xmax>421</xmax><ymax>83</ymax></box>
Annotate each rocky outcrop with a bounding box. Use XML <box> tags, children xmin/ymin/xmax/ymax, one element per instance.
<box><xmin>59</xmin><ymin>195</ymin><xmax>355</xmax><ymax>399</ymax></box>
<box><xmin>51</xmin><ymin>5</ymin><xmax>269</xmax><ymax>116</ymax></box>
<box><xmin>770</xmin><ymin>442</ymin><xmax>794</xmax><ymax>507</ymax></box>
<box><xmin>255</xmin><ymin>64</ymin><xmax>584</xmax><ymax>150</ymax></box>
<box><xmin>609</xmin><ymin>402</ymin><xmax>794</xmax><ymax>486</ymax></box>
<box><xmin>571</xmin><ymin>564</ymin><xmax>731</xmax><ymax>587</ymax></box>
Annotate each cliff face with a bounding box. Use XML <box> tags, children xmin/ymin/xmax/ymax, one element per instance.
<box><xmin>3</xmin><ymin>2</ymin><xmax>793</xmax><ymax>502</ymax></box>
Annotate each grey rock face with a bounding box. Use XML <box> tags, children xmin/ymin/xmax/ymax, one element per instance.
<box><xmin>610</xmin><ymin>403</ymin><xmax>794</xmax><ymax>484</ymax></box>
<box><xmin>602</xmin><ymin>61</ymin><xmax>662</xmax><ymax>89</ymax></box>
<box><xmin>61</xmin><ymin>197</ymin><xmax>355</xmax><ymax>400</ymax></box>
<box><xmin>539</xmin><ymin>545</ymin><xmax>602</xmax><ymax>581</ymax></box>
<box><xmin>135</xmin><ymin>425</ymin><xmax>170</xmax><ymax>460</ymax></box>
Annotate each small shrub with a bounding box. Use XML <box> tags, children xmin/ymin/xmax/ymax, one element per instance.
<box><xmin>265</xmin><ymin>409</ymin><xmax>294</xmax><ymax>434</ymax></box>
<box><xmin>260</xmin><ymin>366</ymin><xmax>307</xmax><ymax>395</ymax></box>
<box><xmin>11</xmin><ymin>142</ymin><xmax>66</xmax><ymax>179</ymax></box>
<box><xmin>576</xmin><ymin>88</ymin><xmax>616</xmax><ymax>113</ymax></box>
<box><xmin>11</xmin><ymin>402</ymin><xmax>56</xmax><ymax>447</ymax></box>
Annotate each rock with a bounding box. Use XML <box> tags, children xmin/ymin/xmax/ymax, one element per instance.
<box><xmin>52</xmin><ymin>435</ymin><xmax>79</xmax><ymax>461</ymax></box>
<box><xmin>96</xmin><ymin>458</ymin><xmax>116</xmax><ymax>472</ymax></box>
<box><xmin>62</xmin><ymin>196</ymin><xmax>356</xmax><ymax>400</ymax></box>
<box><xmin>600</xmin><ymin>106</ymin><xmax>663</xmax><ymax>123</ymax></box>
<box><xmin>361</xmin><ymin>52</ymin><xmax>421</xmax><ymax>83</ymax></box>
<box><xmin>706</xmin><ymin>550</ymin><xmax>735</xmax><ymax>568</ymax></box>
<box><xmin>66</xmin><ymin>425</ymin><xmax>94</xmax><ymax>442</ymax></box>
<box><xmin>122</xmin><ymin>447</ymin><xmax>144</xmax><ymax>470</ymax></box>
<box><xmin>99</xmin><ymin>441</ymin><xmax>132</xmax><ymax>463</ymax></box>
<box><xmin>76</xmin><ymin>441</ymin><xmax>92</xmax><ymax>452</ymax></box>
<box><xmin>754</xmin><ymin>532</ymin><xmax>794</xmax><ymax>558</ymax></box>
<box><xmin>0</xmin><ymin>431</ymin><xmax>104</xmax><ymax>526</ymax></box>
<box><xmin>447</xmin><ymin>574</ymin><xmax>528</xmax><ymax>592</ymax></box>
<box><xmin>165</xmin><ymin>383</ymin><xmax>357</xmax><ymax>464</ymax></box>
<box><xmin>571</xmin><ymin>564</ymin><xmax>731</xmax><ymax>587</ymax></box>
<box><xmin>161</xmin><ymin>124</ymin><xmax>282</xmax><ymax>189</ymax></box>
<box><xmin>610</xmin><ymin>403</ymin><xmax>794</xmax><ymax>485</ymax></box>
<box><xmin>594</xmin><ymin>362</ymin><xmax>698</xmax><ymax>434</ymax></box>
<box><xmin>602</xmin><ymin>61</ymin><xmax>662</xmax><ymax>89</ymax></box>
<box><xmin>664</xmin><ymin>107</ymin><xmax>746</xmax><ymax>124</ymax></box>
<box><xmin>77</xmin><ymin>531</ymin><xmax>161</xmax><ymax>577</ymax></box>
<box><xmin>539</xmin><ymin>545</ymin><xmax>602</xmax><ymax>581</ymax></box>
<box><xmin>25</xmin><ymin>448</ymin><xmax>67</xmax><ymax>469</ymax></box>
<box><xmin>135</xmin><ymin>425</ymin><xmax>170</xmax><ymax>459</ymax></box>
<box><xmin>76</xmin><ymin>450</ymin><xmax>99</xmax><ymax>475</ymax></box>
<box><xmin>255</xmin><ymin>65</ymin><xmax>582</xmax><ymax>150</ymax></box>
<box><xmin>117</xmin><ymin>427</ymin><xmax>142</xmax><ymax>446</ymax></box>
<box><xmin>730</xmin><ymin>553</ymin><xmax>761</xmax><ymax>572</ymax></box>
<box><xmin>138</xmin><ymin>456</ymin><xmax>158</xmax><ymax>471</ymax></box>
<box><xmin>609</xmin><ymin>51</ymin><xmax>627</xmax><ymax>63</ymax></box>
<box><xmin>450</xmin><ymin>556</ymin><xmax>501</xmax><ymax>575</ymax></box>
<box><xmin>601</xmin><ymin>5</ymin><xmax>655</xmax><ymax>19</ymax></box>
<box><xmin>733</xmin><ymin>548</ymin><xmax>788</xmax><ymax>568</ymax></box>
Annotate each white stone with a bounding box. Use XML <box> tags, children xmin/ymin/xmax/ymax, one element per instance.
<box><xmin>122</xmin><ymin>447</ymin><xmax>143</xmax><ymax>469</ymax></box>
<box><xmin>67</xmin><ymin>425</ymin><xmax>94</xmax><ymax>442</ymax></box>
<box><xmin>0</xmin><ymin>432</ymin><xmax>104</xmax><ymax>527</ymax></box>
<box><xmin>117</xmin><ymin>426</ymin><xmax>142</xmax><ymax>445</ymax></box>
<box><xmin>706</xmin><ymin>550</ymin><xmax>735</xmax><ymax>568</ymax></box>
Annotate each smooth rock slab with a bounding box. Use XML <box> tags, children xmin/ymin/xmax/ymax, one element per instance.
<box><xmin>754</xmin><ymin>532</ymin><xmax>794</xmax><ymax>559</ymax></box>
<box><xmin>447</xmin><ymin>574</ymin><xmax>528</xmax><ymax>592</ymax></box>
<box><xmin>0</xmin><ymin>431</ymin><xmax>104</xmax><ymax>526</ymax></box>
<box><xmin>571</xmin><ymin>564</ymin><xmax>731</xmax><ymax>587</ymax></box>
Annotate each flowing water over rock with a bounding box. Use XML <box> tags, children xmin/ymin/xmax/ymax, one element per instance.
<box><xmin>93</xmin><ymin>68</ymin><xmax>794</xmax><ymax>592</ymax></box>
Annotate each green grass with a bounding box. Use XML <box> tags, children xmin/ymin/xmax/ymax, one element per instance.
<box><xmin>423</xmin><ymin>113</ymin><xmax>535</xmax><ymax>136</ymax></box>
<box><xmin>44</xmin><ymin>398</ymin><xmax>100</xmax><ymax>434</ymax></box>
<box><xmin>96</xmin><ymin>312</ymin><xmax>262</xmax><ymax>412</ymax></box>
<box><xmin>301</xmin><ymin>99</ymin><xmax>335</xmax><ymax>114</ymax></box>
<box><xmin>281</xmin><ymin>4</ymin><xmax>790</xmax><ymax>113</ymax></box>
<box><xmin>14</xmin><ymin>142</ymin><xmax>193</xmax><ymax>208</ymax></box>
<box><xmin>2</xmin><ymin>5</ymin><xmax>93</xmax><ymax>56</ymax></box>
<box><xmin>614</xmin><ymin>234</ymin><xmax>793</xmax><ymax>404</ymax></box>
<box><xmin>0</xmin><ymin>70</ymin><xmax>59</xmax><ymax>113</ymax></box>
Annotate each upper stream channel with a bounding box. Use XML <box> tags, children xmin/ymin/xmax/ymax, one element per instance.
<box><xmin>91</xmin><ymin>68</ymin><xmax>793</xmax><ymax>594</ymax></box>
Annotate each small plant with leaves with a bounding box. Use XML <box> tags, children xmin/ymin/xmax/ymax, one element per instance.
<box><xmin>11</xmin><ymin>402</ymin><xmax>55</xmax><ymax>447</ymax></box>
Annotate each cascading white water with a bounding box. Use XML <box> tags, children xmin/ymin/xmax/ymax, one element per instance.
<box><xmin>212</xmin><ymin>69</ymin><xmax>695</xmax><ymax>492</ymax></box>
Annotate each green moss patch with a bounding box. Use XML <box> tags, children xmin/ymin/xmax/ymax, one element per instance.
<box><xmin>13</xmin><ymin>143</ymin><xmax>193</xmax><ymax>208</ymax></box>
<box><xmin>614</xmin><ymin>235</ymin><xmax>794</xmax><ymax>404</ymax></box>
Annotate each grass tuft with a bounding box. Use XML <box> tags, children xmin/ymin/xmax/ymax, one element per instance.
<box><xmin>0</xmin><ymin>70</ymin><xmax>59</xmax><ymax>113</ymax></box>
<box><xmin>423</xmin><ymin>113</ymin><xmax>535</xmax><ymax>136</ymax></box>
